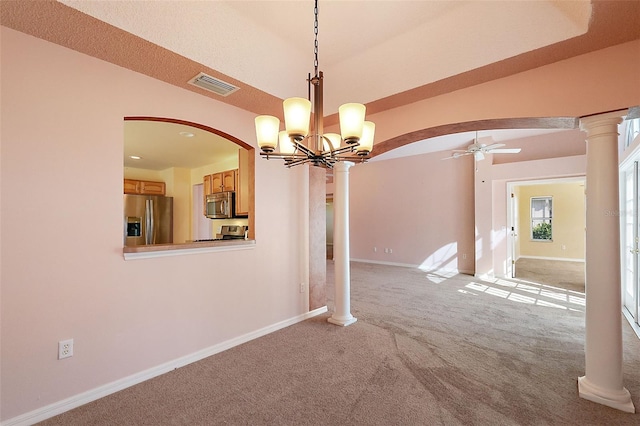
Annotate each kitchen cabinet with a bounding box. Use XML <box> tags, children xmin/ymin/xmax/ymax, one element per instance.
<box><xmin>236</xmin><ymin>149</ymin><xmax>250</xmax><ymax>216</ymax></box>
<box><xmin>124</xmin><ymin>179</ymin><xmax>166</xmax><ymax>195</ymax></box>
<box><xmin>204</xmin><ymin>170</ymin><xmax>235</xmax><ymax>195</ymax></box>
<box><xmin>203</xmin><ymin>170</ymin><xmax>236</xmax><ymax>216</ymax></box>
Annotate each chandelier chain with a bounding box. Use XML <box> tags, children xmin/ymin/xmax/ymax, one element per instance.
<box><xmin>313</xmin><ymin>0</ymin><xmax>319</xmax><ymax>76</ymax></box>
<box><xmin>255</xmin><ymin>0</ymin><xmax>373</xmax><ymax>168</ymax></box>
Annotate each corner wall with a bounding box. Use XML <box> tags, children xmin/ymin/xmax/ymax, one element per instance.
<box><xmin>349</xmin><ymin>151</ymin><xmax>476</xmax><ymax>274</ymax></box>
<box><xmin>0</xmin><ymin>27</ymin><xmax>308</xmax><ymax>421</ymax></box>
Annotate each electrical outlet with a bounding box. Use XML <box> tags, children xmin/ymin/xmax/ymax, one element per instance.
<box><xmin>462</xmin><ymin>253</ymin><xmax>467</xmax><ymax>259</ymax></box>
<box><xmin>58</xmin><ymin>339</ymin><xmax>74</xmax><ymax>360</ymax></box>
<box><xmin>373</xmin><ymin>247</ymin><xmax>377</xmax><ymax>252</ymax></box>
<box><xmin>300</xmin><ymin>283</ymin><xmax>305</xmax><ymax>293</ymax></box>
<box><xmin>389</xmin><ymin>248</ymin><xmax>393</xmax><ymax>254</ymax></box>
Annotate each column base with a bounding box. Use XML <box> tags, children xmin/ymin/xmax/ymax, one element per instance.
<box><xmin>578</xmin><ymin>376</ymin><xmax>635</xmax><ymax>413</ymax></box>
<box><xmin>328</xmin><ymin>315</ymin><xmax>357</xmax><ymax>327</ymax></box>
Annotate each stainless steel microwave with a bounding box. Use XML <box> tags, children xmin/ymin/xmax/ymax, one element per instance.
<box><xmin>205</xmin><ymin>191</ymin><xmax>234</xmax><ymax>219</ymax></box>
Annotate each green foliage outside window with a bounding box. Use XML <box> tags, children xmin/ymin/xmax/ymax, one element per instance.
<box><xmin>532</xmin><ymin>222</ymin><xmax>552</xmax><ymax>240</ymax></box>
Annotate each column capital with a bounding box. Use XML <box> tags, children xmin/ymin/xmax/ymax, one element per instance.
<box><xmin>334</xmin><ymin>161</ymin><xmax>355</xmax><ymax>172</ymax></box>
<box><xmin>580</xmin><ymin>110</ymin><xmax>627</xmax><ymax>134</ymax></box>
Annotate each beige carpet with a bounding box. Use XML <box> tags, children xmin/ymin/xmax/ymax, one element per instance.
<box><xmin>39</xmin><ymin>261</ymin><xmax>639</xmax><ymax>425</ymax></box>
<box><xmin>515</xmin><ymin>258</ymin><xmax>585</xmax><ymax>292</ymax></box>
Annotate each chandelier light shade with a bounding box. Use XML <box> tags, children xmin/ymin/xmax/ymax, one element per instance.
<box><xmin>279</xmin><ymin>130</ymin><xmax>296</xmax><ymax>154</ymax></box>
<box><xmin>357</xmin><ymin>121</ymin><xmax>375</xmax><ymax>155</ymax></box>
<box><xmin>255</xmin><ymin>0</ymin><xmax>375</xmax><ymax>169</ymax></box>
<box><xmin>255</xmin><ymin>115</ymin><xmax>280</xmax><ymax>153</ymax></box>
<box><xmin>338</xmin><ymin>103</ymin><xmax>366</xmax><ymax>144</ymax></box>
<box><xmin>283</xmin><ymin>97</ymin><xmax>312</xmax><ymax>140</ymax></box>
<box><xmin>323</xmin><ymin>133</ymin><xmax>341</xmax><ymax>151</ymax></box>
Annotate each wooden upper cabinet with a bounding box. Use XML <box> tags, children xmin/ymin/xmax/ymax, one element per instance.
<box><xmin>211</xmin><ymin>173</ymin><xmax>224</xmax><ymax>193</ymax></box>
<box><xmin>222</xmin><ymin>170</ymin><xmax>235</xmax><ymax>192</ymax></box>
<box><xmin>124</xmin><ymin>179</ymin><xmax>140</xmax><ymax>194</ymax></box>
<box><xmin>203</xmin><ymin>174</ymin><xmax>213</xmax><ymax>196</ymax></box>
<box><xmin>139</xmin><ymin>180</ymin><xmax>165</xmax><ymax>195</ymax></box>
<box><xmin>236</xmin><ymin>150</ymin><xmax>250</xmax><ymax>216</ymax></box>
<box><xmin>204</xmin><ymin>170</ymin><xmax>236</xmax><ymax>195</ymax></box>
<box><xmin>124</xmin><ymin>179</ymin><xmax>165</xmax><ymax>195</ymax></box>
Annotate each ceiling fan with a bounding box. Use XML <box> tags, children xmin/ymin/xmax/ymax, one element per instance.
<box><xmin>446</xmin><ymin>132</ymin><xmax>521</xmax><ymax>161</ymax></box>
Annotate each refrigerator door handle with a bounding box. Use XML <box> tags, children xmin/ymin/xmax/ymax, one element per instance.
<box><xmin>145</xmin><ymin>199</ymin><xmax>153</xmax><ymax>245</ymax></box>
<box><xmin>145</xmin><ymin>200</ymin><xmax>150</xmax><ymax>244</ymax></box>
<box><xmin>149</xmin><ymin>199</ymin><xmax>155</xmax><ymax>244</ymax></box>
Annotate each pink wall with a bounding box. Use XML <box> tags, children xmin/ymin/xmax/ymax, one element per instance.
<box><xmin>349</xmin><ymin>152</ymin><xmax>476</xmax><ymax>274</ymax></box>
<box><xmin>367</xmin><ymin>40</ymin><xmax>640</xmax><ymax>147</ymax></box>
<box><xmin>346</xmin><ymin>41</ymin><xmax>637</xmax><ymax>277</ymax></box>
<box><xmin>0</xmin><ymin>28</ymin><xmax>308</xmax><ymax>420</ymax></box>
<box><xmin>493</xmin><ymin>129</ymin><xmax>586</xmax><ymax>164</ymax></box>
<box><xmin>2</xmin><ymin>25</ymin><xmax>639</xmax><ymax>423</ymax></box>
<box><xmin>347</xmin><ymin>148</ymin><xmax>587</xmax><ymax>278</ymax></box>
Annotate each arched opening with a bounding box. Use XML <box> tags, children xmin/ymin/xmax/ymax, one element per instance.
<box><xmin>123</xmin><ymin>116</ymin><xmax>255</xmax><ymax>249</ymax></box>
<box><xmin>343</xmin><ymin>115</ymin><xmax>588</xmax><ymax>276</ymax></box>
<box><xmin>370</xmin><ymin>117</ymin><xmax>579</xmax><ymax>158</ymax></box>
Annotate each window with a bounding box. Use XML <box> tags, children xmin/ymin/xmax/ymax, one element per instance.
<box><xmin>531</xmin><ymin>197</ymin><xmax>552</xmax><ymax>241</ymax></box>
<box><xmin>625</xmin><ymin>117</ymin><xmax>640</xmax><ymax>149</ymax></box>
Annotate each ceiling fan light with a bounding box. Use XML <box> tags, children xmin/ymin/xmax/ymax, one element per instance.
<box><xmin>323</xmin><ymin>133</ymin><xmax>341</xmax><ymax>151</ymax></box>
<box><xmin>356</xmin><ymin>121</ymin><xmax>375</xmax><ymax>155</ymax></box>
<box><xmin>255</xmin><ymin>115</ymin><xmax>280</xmax><ymax>153</ymax></box>
<box><xmin>339</xmin><ymin>103</ymin><xmax>366</xmax><ymax>144</ymax></box>
<box><xmin>279</xmin><ymin>130</ymin><xmax>296</xmax><ymax>154</ymax></box>
<box><xmin>283</xmin><ymin>97</ymin><xmax>311</xmax><ymax>140</ymax></box>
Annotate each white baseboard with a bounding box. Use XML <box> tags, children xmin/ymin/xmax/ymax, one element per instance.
<box><xmin>622</xmin><ymin>308</ymin><xmax>640</xmax><ymax>340</ymax></box>
<box><xmin>1</xmin><ymin>306</ymin><xmax>328</xmax><ymax>426</ymax></box>
<box><xmin>517</xmin><ymin>255</ymin><xmax>585</xmax><ymax>263</ymax></box>
<box><xmin>350</xmin><ymin>258</ymin><xmax>419</xmax><ymax>268</ymax></box>
<box><xmin>349</xmin><ymin>258</ymin><xmax>473</xmax><ymax>275</ymax></box>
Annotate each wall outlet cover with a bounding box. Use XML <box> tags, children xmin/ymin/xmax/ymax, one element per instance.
<box><xmin>58</xmin><ymin>339</ymin><xmax>74</xmax><ymax>360</ymax></box>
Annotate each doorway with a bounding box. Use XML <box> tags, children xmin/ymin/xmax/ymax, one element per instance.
<box><xmin>192</xmin><ymin>183</ymin><xmax>212</xmax><ymax>240</ymax></box>
<box><xmin>620</xmin><ymin>161</ymin><xmax>640</xmax><ymax>336</ymax></box>
<box><xmin>507</xmin><ymin>178</ymin><xmax>586</xmax><ymax>283</ymax></box>
<box><xmin>326</xmin><ymin>197</ymin><xmax>334</xmax><ymax>260</ymax></box>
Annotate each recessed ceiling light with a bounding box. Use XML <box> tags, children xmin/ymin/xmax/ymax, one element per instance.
<box><xmin>129</xmin><ymin>155</ymin><xmax>142</xmax><ymax>160</ymax></box>
<box><xmin>179</xmin><ymin>131</ymin><xmax>195</xmax><ymax>138</ymax></box>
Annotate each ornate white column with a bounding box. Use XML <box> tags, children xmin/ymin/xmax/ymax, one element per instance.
<box><xmin>328</xmin><ymin>161</ymin><xmax>357</xmax><ymax>326</ymax></box>
<box><xmin>578</xmin><ymin>110</ymin><xmax>634</xmax><ymax>413</ymax></box>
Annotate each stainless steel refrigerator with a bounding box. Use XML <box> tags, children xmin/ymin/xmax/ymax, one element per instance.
<box><xmin>124</xmin><ymin>194</ymin><xmax>173</xmax><ymax>246</ymax></box>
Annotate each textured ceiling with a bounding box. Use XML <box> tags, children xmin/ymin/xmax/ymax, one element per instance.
<box><xmin>2</xmin><ymin>0</ymin><xmax>638</xmax><ymax>122</ymax></box>
<box><xmin>1</xmin><ymin>1</ymin><xmax>639</xmax><ymax>165</ymax></box>
<box><xmin>124</xmin><ymin>120</ymin><xmax>240</xmax><ymax>171</ymax></box>
<box><xmin>59</xmin><ymin>0</ymin><xmax>592</xmax><ymax>114</ymax></box>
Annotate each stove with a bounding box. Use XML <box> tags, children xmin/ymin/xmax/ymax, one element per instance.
<box><xmin>219</xmin><ymin>225</ymin><xmax>248</xmax><ymax>240</ymax></box>
<box><xmin>193</xmin><ymin>225</ymin><xmax>247</xmax><ymax>242</ymax></box>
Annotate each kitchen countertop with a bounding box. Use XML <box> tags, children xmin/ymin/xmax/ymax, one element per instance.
<box><xmin>123</xmin><ymin>239</ymin><xmax>255</xmax><ymax>260</ymax></box>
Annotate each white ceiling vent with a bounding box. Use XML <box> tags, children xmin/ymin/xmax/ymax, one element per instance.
<box><xmin>188</xmin><ymin>72</ymin><xmax>240</xmax><ymax>97</ymax></box>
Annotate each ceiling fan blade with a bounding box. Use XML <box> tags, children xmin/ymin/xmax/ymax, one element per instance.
<box><xmin>482</xmin><ymin>143</ymin><xmax>505</xmax><ymax>151</ymax></box>
<box><xmin>442</xmin><ymin>151</ymin><xmax>472</xmax><ymax>160</ymax></box>
<box><xmin>487</xmin><ymin>148</ymin><xmax>522</xmax><ymax>154</ymax></box>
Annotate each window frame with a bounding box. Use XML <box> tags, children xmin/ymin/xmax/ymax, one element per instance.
<box><xmin>624</xmin><ymin>117</ymin><xmax>640</xmax><ymax>149</ymax></box>
<box><xmin>530</xmin><ymin>196</ymin><xmax>553</xmax><ymax>242</ymax></box>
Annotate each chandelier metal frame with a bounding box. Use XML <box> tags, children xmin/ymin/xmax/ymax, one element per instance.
<box><xmin>255</xmin><ymin>0</ymin><xmax>374</xmax><ymax>169</ymax></box>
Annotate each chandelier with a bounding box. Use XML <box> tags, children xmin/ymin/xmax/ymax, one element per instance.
<box><xmin>254</xmin><ymin>0</ymin><xmax>375</xmax><ymax>169</ymax></box>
